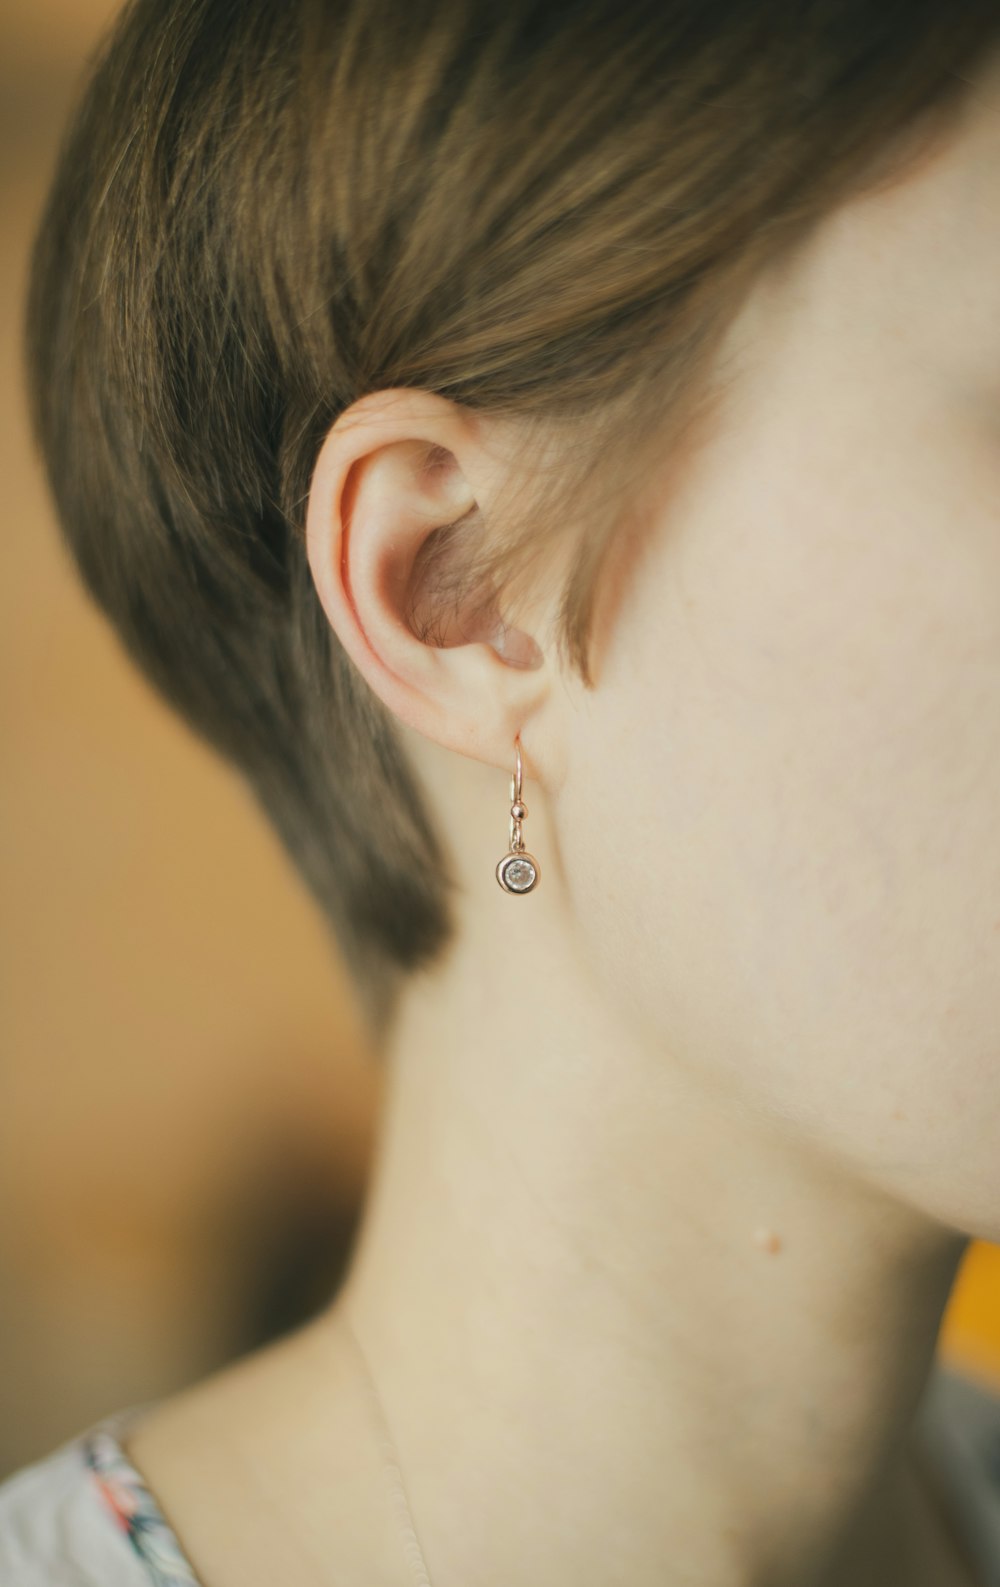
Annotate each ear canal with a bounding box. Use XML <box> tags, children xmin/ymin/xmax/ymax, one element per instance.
<box><xmin>491</xmin><ymin>621</ymin><xmax>544</xmax><ymax>670</ymax></box>
<box><xmin>400</xmin><ymin>453</ymin><xmax>544</xmax><ymax>669</ymax></box>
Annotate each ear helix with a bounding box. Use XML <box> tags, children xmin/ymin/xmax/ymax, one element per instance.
<box><xmin>495</xmin><ymin>734</ymin><xmax>541</xmax><ymax>895</ymax></box>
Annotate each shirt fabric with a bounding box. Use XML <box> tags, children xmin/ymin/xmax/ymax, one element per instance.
<box><xmin>1</xmin><ymin>1363</ymin><xmax>999</xmax><ymax>1586</ymax></box>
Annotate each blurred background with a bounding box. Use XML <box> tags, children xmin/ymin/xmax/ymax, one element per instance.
<box><xmin>2</xmin><ymin>0</ymin><xmax>999</xmax><ymax>1484</ymax></box>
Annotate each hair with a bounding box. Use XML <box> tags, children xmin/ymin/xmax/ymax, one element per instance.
<box><xmin>25</xmin><ymin>0</ymin><xmax>1000</xmax><ymax>1040</ymax></box>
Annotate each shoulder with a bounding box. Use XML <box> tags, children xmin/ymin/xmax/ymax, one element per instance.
<box><xmin>0</xmin><ymin>1416</ymin><xmax>189</xmax><ymax>1587</ymax></box>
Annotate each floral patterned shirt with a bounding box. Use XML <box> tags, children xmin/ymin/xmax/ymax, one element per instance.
<box><xmin>1</xmin><ymin>1364</ymin><xmax>999</xmax><ymax>1586</ymax></box>
<box><xmin>0</xmin><ymin>1408</ymin><xmax>200</xmax><ymax>1586</ymax></box>
<box><xmin>83</xmin><ymin>1422</ymin><xmax>199</xmax><ymax>1586</ymax></box>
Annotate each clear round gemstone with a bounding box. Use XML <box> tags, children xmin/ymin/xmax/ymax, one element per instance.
<box><xmin>503</xmin><ymin>856</ymin><xmax>536</xmax><ymax>892</ymax></box>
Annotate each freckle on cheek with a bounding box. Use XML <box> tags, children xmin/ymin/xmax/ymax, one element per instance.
<box><xmin>891</xmin><ymin>1108</ymin><xmax>907</xmax><ymax>1122</ymax></box>
<box><xmin>753</xmin><ymin>1227</ymin><xmax>783</xmax><ymax>1254</ymax></box>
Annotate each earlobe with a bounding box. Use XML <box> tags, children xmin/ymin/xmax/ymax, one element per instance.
<box><xmin>303</xmin><ymin>389</ymin><xmax>548</xmax><ymax>768</ymax></box>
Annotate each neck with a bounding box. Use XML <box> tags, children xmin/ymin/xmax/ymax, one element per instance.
<box><xmin>335</xmin><ymin>860</ymin><xmax>967</xmax><ymax>1587</ymax></box>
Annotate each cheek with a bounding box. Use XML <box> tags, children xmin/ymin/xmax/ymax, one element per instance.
<box><xmin>557</xmin><ymin>419</ymin><xmax>1000</xmax><ymax>1241</ymax></box>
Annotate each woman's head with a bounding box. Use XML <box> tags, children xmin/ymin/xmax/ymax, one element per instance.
<box><xmin>25</xmin><ymin>0</ymin><xmax>1000</xmax><ymax>1224</ymax></box>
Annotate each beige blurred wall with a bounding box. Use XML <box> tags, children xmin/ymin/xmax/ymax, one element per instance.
<box><xmin>1</xmin><ymin>0</ymin><xmax>381</xmax><ymax>1476</ymax></box>
<box><xmin>3</xmin><ymin>0</ymin><xmax>120</xmax><ymax>63</ymax></box>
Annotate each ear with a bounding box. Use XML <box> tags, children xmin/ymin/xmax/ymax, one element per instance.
<box><xmin>304</xmin><ymin>388</ymin><xmax>551</xmax><ymax>769</ymax></box>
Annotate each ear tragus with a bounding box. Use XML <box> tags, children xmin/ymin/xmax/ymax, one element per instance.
<box><xmin>404</xmin><ymin>510</ymin><xmax>542</xmax><ymax>669</ymax></box>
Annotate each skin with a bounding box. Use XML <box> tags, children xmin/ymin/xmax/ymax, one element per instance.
<box><xmin>126</xmin><ymin>44</ymin><xmax>1000</xmax><ymax>1587</ymax></box>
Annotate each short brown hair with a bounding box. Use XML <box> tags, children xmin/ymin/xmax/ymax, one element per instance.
<box><xmin>25</xmin><ymin>0</ymin><xmax>1000</xmax><ymax>1037</ymax></box>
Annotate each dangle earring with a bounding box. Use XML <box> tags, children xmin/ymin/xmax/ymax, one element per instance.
<box><xmin>495</xmin><ymin>734</ymin><xmax>541</xmax><ymax>894</ymax></box>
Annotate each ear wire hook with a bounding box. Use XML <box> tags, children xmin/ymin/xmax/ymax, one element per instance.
<box><xmin>509</xmin><ymin>736</ymin><xmax>524</xmax><ymax>852</ymax></box>
<box><xmin>496</xmin><ymin>734</ymin><xmax>540</xmax><ymax>894</ymax></box>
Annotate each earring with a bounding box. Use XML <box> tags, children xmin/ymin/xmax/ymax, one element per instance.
<box><xmin>495</xmin><ymin>734</ymin><xmax>541</xmax><ymax>894</ymax></box>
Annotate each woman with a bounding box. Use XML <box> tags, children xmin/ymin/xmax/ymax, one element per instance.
<box><xmin>4</xmin><ymin>1</ymin><xmax>1000</xmax><ymax>1582</ymax></box>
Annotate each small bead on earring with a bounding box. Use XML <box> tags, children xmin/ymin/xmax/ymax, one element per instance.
<box><xmin>495</xmin><ymin>734</ymin><xmax>541</xmax><ymax>894</ymax></box>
